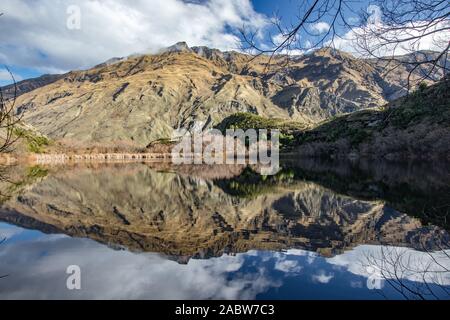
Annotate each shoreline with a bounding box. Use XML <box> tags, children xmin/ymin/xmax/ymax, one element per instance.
<box><xmin>1</xmin><ymin>152</ymin><xmax>174</xmax><ymax>165</ymax></box>
<box><xmin>34</xmin><ymin>152</ymin><xmax>174</xmax><ymax>162</ymax></box>
<box><xmin>2</xmin><ymin>151</ymin><xmax>449</xmax><ymax>166</ymax></box>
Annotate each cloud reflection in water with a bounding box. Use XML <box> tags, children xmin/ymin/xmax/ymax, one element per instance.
<box><xmin>1</xmin><ymin>223</ymin><xmax>449</xmax><ymax>300</ymax></box>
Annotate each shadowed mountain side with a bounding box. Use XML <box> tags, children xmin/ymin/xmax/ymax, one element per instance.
<box><xmin>295</xmin><ymin>159</ymin><xmax>450</xmax><ymax>231</ymax></box>
<box><xmin>1</xmin><ymin>74</ymin><xmax>64</xmax><ymax>99</ymax></box>
<box><xmin>0</xmin><ymin>164</ymin><xmax>446</xmax><ymax>262</ymax></box>
<box><xmin>292</xmin><ymin>79</ymin><xmax>450</xmax><ymax>160</ymax></box>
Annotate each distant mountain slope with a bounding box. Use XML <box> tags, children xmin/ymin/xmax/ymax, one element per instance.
<box><xmin>1</xmin><ymin>74</ymin><xmax>64</xmax><ymax>99</ymax></box>
<box><xmin>10</xmin><ymin>43</ymin><xmax>441</xmax><ymax>148</ymax></box>
<box><xmin>371</xmin><ymin>50</ymin><xmax>450</xmax><ymax>86</ymax></box>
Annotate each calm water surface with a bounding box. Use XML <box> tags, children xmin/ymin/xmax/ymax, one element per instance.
<box><xmin>0</xmin><ymin>159</ymin><xmax>449</xmax><ymax>300</ymax></box>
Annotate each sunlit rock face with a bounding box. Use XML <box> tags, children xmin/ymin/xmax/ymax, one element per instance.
<box><xmin>0</xmin><ymin>163</ymin><xmax>444</xmax><ymax>261</ymax></box>
<box><xmin>9</xmin><ymin>45</ymin><xmax>434</xmax><ymax>148</ymax></box>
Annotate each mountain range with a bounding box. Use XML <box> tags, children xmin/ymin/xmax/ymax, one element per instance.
<box><xmin>5</xmin><ymin>42</ymin><xmax>442</xmax><ymax>151</ymax></box>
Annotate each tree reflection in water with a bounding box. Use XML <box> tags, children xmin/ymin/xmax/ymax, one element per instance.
<box><xmin>362</xmin><ymin>241</ymin><xmax>450</xmax><ymax>300</ymax></box>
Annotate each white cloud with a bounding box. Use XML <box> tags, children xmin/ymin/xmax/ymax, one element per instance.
<box><xmin>310</xmin><ymin>22</ymin><xmax>330</xmax><ymax>34</ymax></box>
<box><xmin>331</xmin><ymin>6</ymin><xmax>450</xmax><ymax>57</ymax></box>
<box><xmin>333</xmin><ymin>22</ymin><xmax>450</xmax><ymax>57</ymax></box>
<box><xmin>0</xmin><ymin>0</ymin><xmax>268</xmax><ymax>73</ymax></box>
<box><xmin>274</xmin><ymin>259</ymin><xmax>303</xmax><ymax>274</ymax></box>
<box><xmin>272</xmin><ymin>33</ymin><xmax>290</xmax><ymax>46</ymax></box>
<box><xmin>0</xmin><ymin>235</ymin><xmax>282</xmax><ymax>300</ymax></box>
<box><xmin>285</xmin><ymin>249</ymin><xmax>309</xmax><ymax>256</ymax></box>
<box><xmin>268</xmin><ymin>34</ymin><xmax>305</xmax><ymax>56</ymax></box>
<box><xmin>307</xmin><ymin>254</ymin><xmax>316</xmax><ymax>265</ymax></box>
<box><xmin>0</xmin><ymin>224</ymin><xmax>23</xmax><ymax>239</ymax></box>
<box><xmin>2</xmin><ymin>222</ymin><xmax>449</xmax><ymax>299</ymax></box>
<box><xmin>366</xmin><ymin>4</ymin><xmax>382</xmax><ymax>25</ymax></box>
<box><xmin>0</xmin><ymin>69</ymin><xmax>22</xmax><ymax>82</ymax></box>
<box><xmin>312</xmin><ymin>270</ymin><xmax>334</xmax><ymax>284</ymax></box>
<box><xmin>328</xmin><ymin>245</ymin><xmax>450</xmax><ymax>286</ymax></box>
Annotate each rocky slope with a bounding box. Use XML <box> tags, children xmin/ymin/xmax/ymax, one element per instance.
<box><xmin>292</xmin><ymin>79</ymin><xmax>450</xmax><ymax>160</ymax></box>
<box><xmin>8</xmin><ymin>43</ymin><xmax>432</xmax><ymax>149</ymax></box>
<box><xmin>0</xmin><ymin>163</ymin><xmax>446</xmax><ymax>261</ymax></box>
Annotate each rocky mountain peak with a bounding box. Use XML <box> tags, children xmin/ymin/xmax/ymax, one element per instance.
<box><xmin>163</xmin><ymin>41</ymin><xmax>192</xmax><ymax>53</ymax></box>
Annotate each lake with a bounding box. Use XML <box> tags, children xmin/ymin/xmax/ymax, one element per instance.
<box><xmin>0</xmin><ymin>158</ymin><xmax>449</xmax><ymax>300</ymax></box>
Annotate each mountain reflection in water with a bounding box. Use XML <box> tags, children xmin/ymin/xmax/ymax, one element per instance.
<box><xmin>0</xmin><ymin>159</ymin><xmax>449</xmax><ymax>299</ymax></box>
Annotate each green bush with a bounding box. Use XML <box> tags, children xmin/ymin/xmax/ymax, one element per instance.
<box><xmin>26</xmin><ymin>166</ymin><xmax>49</xmax><ymax>179</ymax></box>
<box><xmin>13</xmin><ymin>127</ymin><xmax>51</xmax><ymax>153</ymax></box>
<box><xmin>216</xmin><ymin>113</ymin><xmax>305</xmax><ymax>150</ymax></box>
<box><xmin>418</xmin><ymin>82</ymin><xmax>428</xmax><ymax>92</ymax></box>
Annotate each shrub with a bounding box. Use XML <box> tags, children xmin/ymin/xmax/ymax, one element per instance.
<box><xmin>13</xmin><ymin>127</ymin><xmax>51</xmax><ymax>153</ymax></box>
<box><xmin>418</xmin><ymin>82</ymin><xmax>428</xmax><ymax>92</ymax></box>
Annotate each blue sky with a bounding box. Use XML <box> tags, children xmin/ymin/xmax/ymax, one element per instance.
<box><xmin>251</xmin><ymin>0</ymin><xmax>373</xmax><ymax>53</ymax></box>
<box><xmin>0</xmin><ymin>66</ymin><xmax>43</xmax><ymax>86</ymax></box>
<box><xmin>253</xmin><ymin>0</ymin><xmax>369</xmax><ymax>25</ymax></box>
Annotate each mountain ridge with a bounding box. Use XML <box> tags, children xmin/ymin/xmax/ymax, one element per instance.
<box><xmin>6</xmin><ymin>43</ymin><xmax>444</xmax><ymax>150</ymax></box>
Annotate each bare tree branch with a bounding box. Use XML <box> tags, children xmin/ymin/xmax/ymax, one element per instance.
<box><xmin>239</xmin><ymin>0</ymin><xmax>450</xmax><ymax>89</ymax></box>
<box><xmin>362</xmin><ymin>239</ymin><xmax>450</xmax><ymax>300</ymax></box>
<box><xmin>0</xmin><ymin>66</ymin><xmax>21</xmax><ymax>153</ymax></box>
